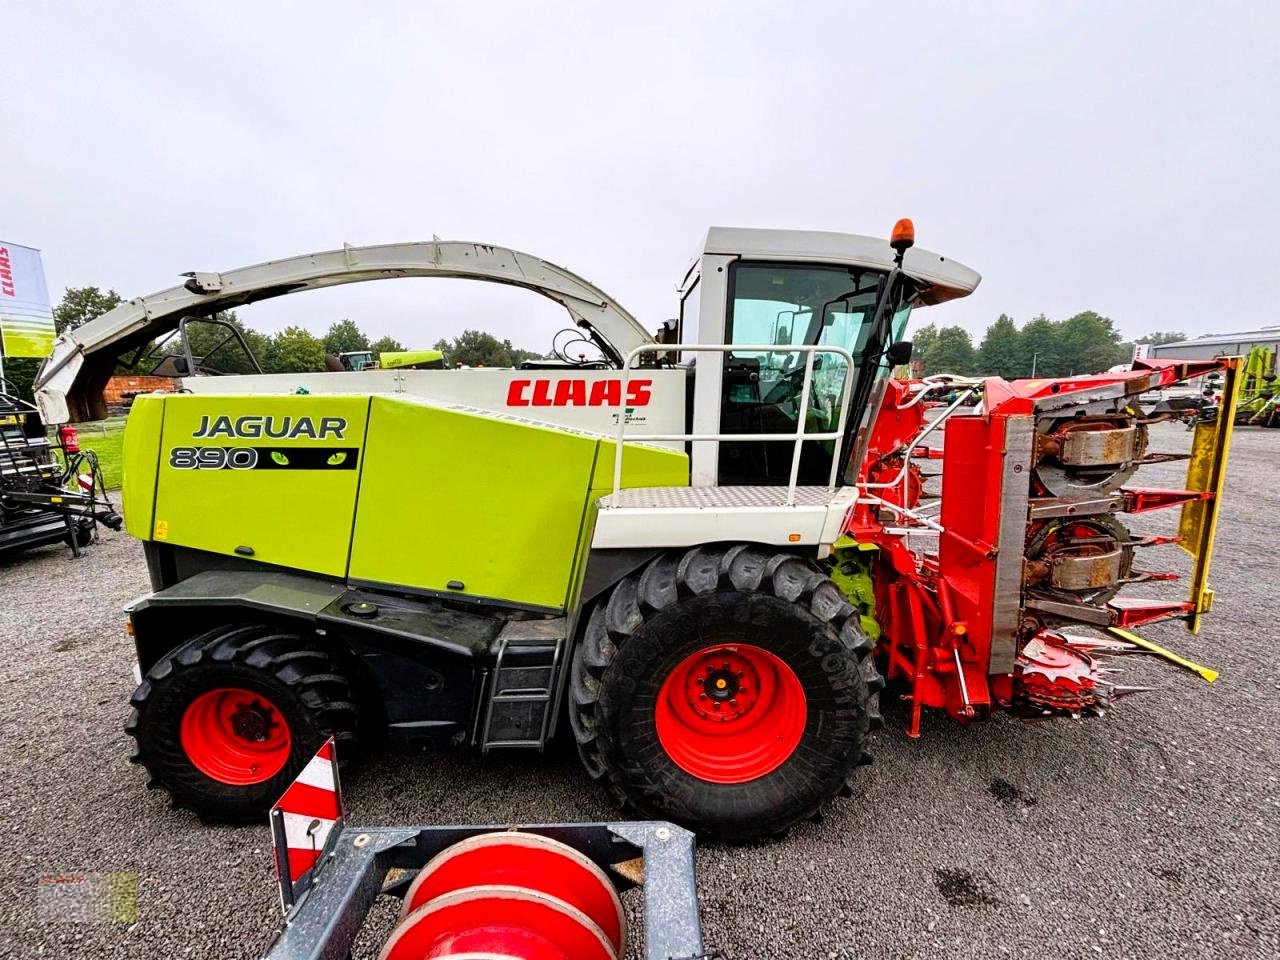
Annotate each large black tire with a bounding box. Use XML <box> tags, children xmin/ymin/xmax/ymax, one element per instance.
<box><xmin>126</xmin><ymin>623</ymin><xmax>359</xmax><ymax>821</ymax></box>
<box><xmin>570</xmin><ymin>545</ymin><xmax>883</xmax><ymax>841</ymax></box>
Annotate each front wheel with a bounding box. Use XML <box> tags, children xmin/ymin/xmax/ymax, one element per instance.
<box><xmin>126</xmin><ymin>624</ymin><xmax>359</xmax><ymax>820</ymax></box>
<box><xmin>570</xmin><ymin>545</ymin><xmax>883</xmax><ymax>841</ymax></box>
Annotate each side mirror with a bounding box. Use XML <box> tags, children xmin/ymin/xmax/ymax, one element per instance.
<box><xmin>885</xmin><ymin>340</ymin><xmax>913</xmax><ymax>367</ymax></box>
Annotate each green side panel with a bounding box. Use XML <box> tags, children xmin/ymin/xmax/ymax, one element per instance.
<box><xmin>350</xmin><ymin>400</ymin><xmax>690</xmax><ymax>610</ymax></box>
<box><xmin>571</xmin><ymin>440</ymin><xmax>688</xmax><ymax>612</ymax></box>
<box><xmin>121</xmin><ymin>395</ymin><xmax>165</xmax><ymax>539</ymax></box>
<box><xmin>588</xmin><ymin>440</ymin><xmax>690</xmax><ymax>501</ymax></box>
<box><xmin>350</xmin><ymin>398</ymin><xmax>600</xmax><ymax>609</ymax></box>
<box><xmin>150</xmin><ymin>395</ymin><xmax>370</xmax><ymax>577</ymax></box>
<box><xmin>380</xmin><ymin>350</ymin><xmax>444</xmax><ymax>370</ymax></box>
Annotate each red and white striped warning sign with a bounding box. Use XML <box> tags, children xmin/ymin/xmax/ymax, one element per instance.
<box><xmin>269</xmin><ymin>738</ymin><xmax>344</xmax><ymax>909</ymax></box>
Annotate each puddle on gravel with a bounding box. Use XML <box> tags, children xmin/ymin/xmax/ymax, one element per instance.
<box><xmin>934</xmin><ymin>867</ymin><xmax>998</xmax><ymax>907</ymax></box>
<box><xmin>989</xmin><ymin>776</ymin><xmax>1038</xmax><ymax>809</ymax></box>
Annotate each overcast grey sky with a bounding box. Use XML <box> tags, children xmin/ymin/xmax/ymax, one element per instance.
<box><xmin>3</xmin><ymin>1</ymin><xmax>1276</xmax><ymax>351</ymax></box>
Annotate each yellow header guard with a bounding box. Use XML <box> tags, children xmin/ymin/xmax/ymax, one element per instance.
<box><xmin>1177</xmin><ymin>357</ymin><xmax>1241</xmax><ymax>634</ymax></box>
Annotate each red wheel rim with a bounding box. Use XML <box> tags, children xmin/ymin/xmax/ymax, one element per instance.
<box><xmin>180</xmin><ymin>687</ymin><xmax>292</xmax><ymax>785</ymax></box>
<box><xmin>655</xmin><ymin>643</ymin><xmax>807</xmax><ymax>784</ymax></box>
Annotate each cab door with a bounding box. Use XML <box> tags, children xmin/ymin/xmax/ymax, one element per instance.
<box><xmin>716</xmin><ymin>261</ymin><xmax>883</xmax><ymax>486</ymax></box>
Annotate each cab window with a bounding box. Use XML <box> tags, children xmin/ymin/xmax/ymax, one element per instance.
<box><xmin>719</xmin><ymin>262</ymin><xmax>886</xmax><ymax>485</ymax></box>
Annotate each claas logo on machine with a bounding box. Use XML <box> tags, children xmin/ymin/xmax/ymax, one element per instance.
<box><xmin>506</xmin><ymin>379</ymin><xmax>652</xmax><ymax>407</ymax></box>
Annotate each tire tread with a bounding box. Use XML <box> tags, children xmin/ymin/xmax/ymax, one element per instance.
<box><xmin>569</xmin><ymin>545</ymin><xmax>882</xmax><ymax>839</ymax></box>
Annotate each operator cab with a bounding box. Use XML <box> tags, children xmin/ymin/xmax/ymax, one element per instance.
<box><xmin>334</xmin><ymin>350</ymin><xmax>377</xmax><ymax>372</ymax></box>
<box><xmin>673</xmin><ymin>226</ymin><xmax>976</xmax><ymax>487</ymax></box>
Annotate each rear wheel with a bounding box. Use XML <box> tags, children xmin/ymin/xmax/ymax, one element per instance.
<box><xmin>570</xmin><ymin>545</ymin><xmax>883</xmax><ymax>841</ymax></box>
<box><xmin>126</xmin><ymin>623</ymin><xmax>358</xmax><ymax>820</ymax></box>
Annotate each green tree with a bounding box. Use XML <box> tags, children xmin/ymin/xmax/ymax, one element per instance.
<box><xmin>450</xmin><ymin>330</ymin><xmax>510</xmax><ymax>367</ymax></box>
<box><xmin>908</xmin><ymin>323</ymin><xmax>939</xmax><ymax>372</ymax></box>
<box><xmin>977</xmin><ymin>314</ymin><xmax>1026</xmax><ymax>379</ymax></box>
<box><xmin>1135</xmin><ymin>331</ymin><xmax>1186</xmax><ymax>346</ymax></box>
<box><xmin>435</xmin><ymin>330</ymin><xmax>542</xmax><ymax>367</ymax></box>
<box><xmin>264</xmin><ymin>326</ymin><xmax>326</xmax><ymax>373</ymax></box>
<box><xmin>0</xmin><ymin>356</ymin><xmax>41</xmax><ymax>401</ymax></box>
<box><xmin>323</xmin><ymin>319</ymin><xmax>370</xmax><ymax>356</ymax></box>
<box><xmin>928</xmin><ymin>326</ymin><xmax>977</xmax><ymax>375</ymax></box>
<box><xmin>370</xmin><ymin>334</ymin><xmax>406</xmax><ymax>359</ymax></box>
<box><xmin>240</xmin><ymin>326</ymin><xmax>272</xmax><ymax>370</ymax></box>
<box><xmin>1021</xmin><ymin>314</ymin><xmax>1064</xmax><ymax>376</ymax></box>
<box><xmin>1058</xmin><ymin>310</ymin><xmax>1130</xmax><ymax>375</ymax></box>
<box><xmin>53</xmin><ymin>285</ymin><xmax>123</xmax><ymax>334</ymax></box>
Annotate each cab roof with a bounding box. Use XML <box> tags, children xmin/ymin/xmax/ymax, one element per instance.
<box><xmin>701</xmin><ymin>227</ymin><xmax>981</xmax><ymax>306</ymax></box>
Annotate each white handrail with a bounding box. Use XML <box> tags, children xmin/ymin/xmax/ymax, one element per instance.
<box><xmin>861</xmin><ymin>385</ymin><xmax>977</xmax><ymax>490</ymax></box>
<box><xmin>897</xmin><ymin>374</ymin><xmax>986</xmax><ymax>409</ymax></box>
<box><xmin>612</xmin><ymin>343</ymin><xmax>857</xmax><ymax>507</ymax></box>
<box><xmin>854</xmin><ymin>379</ymin><xmax>985</xmax><ymax>542</ymax></box>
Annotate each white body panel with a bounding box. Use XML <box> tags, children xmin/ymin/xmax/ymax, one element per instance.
<box><xmin>179</xmin><ymin>367</ymin><xmax>688</xmax><ymax>447</ymax></box>
<box><xmin>34</xmin><ymin>239</ymin><xmax>651</xmax><ymax>424</ymax></box>
<box><xmin>592</xmin><ymin>485</ymin><xmax>858</xmax><ymax>549</ymax></box>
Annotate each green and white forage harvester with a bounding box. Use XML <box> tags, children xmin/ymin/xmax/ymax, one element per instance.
<box><xmin>35</xmin><ymin>221</ymin><xmax>1238</xmax><ymax>841</ymax></box>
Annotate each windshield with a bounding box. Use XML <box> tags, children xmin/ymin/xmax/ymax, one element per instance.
<box><xmin>729</xmin><ymin>260</ymin><xmax>883</xmax><ymax>358</ymax></box>
<box><xmin>727</xmin><ymin>262</ymin><xmax>886</xmax><ymax>407</ymax></box>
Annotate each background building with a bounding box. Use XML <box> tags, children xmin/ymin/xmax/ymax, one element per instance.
<box><xmin>1142</xmin><ymin>327</ymin><xmax>1280</xmax><ymax>361</ymax></box>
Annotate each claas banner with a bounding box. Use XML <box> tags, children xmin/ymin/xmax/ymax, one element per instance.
<box><xmin>0</xmin><ymin>242</ymin><xmax>56</xmax><ymax>358</ymax></box>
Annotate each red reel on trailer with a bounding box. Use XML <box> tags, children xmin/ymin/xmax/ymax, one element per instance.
<box><xmin>380</xmin><ymin>832</ymin><xmax>626</xmax><ymax>960</ymax></box>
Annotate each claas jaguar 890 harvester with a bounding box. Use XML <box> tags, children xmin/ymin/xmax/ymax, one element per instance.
<box><xmin>35</xmin><ymin>221</ymin><xmax>1237</xmax><ymax>841</ymax></box>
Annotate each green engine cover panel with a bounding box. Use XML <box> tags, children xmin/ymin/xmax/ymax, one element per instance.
<box><xmin>123</xmin><ymin>391</ymin><xmax>689</xmax><ymax>612</ymax></box>
<box><xmin>352</xmin><ymin>398</ymin><xmax>595</xmax><ymax>608</ymax></box>
<box><xmin>147</xmin><ymin>395</ymin><xmax>372</xmax><ymax>577</ymax></box>
<box><xmin>350</xmin><ymin>398</ymin><xmax>688</xmax><ymax>608</ymax></box>
<box><xmin>121</xmin><ymin>394</ymin><xmax>164</xmax><ymax>540</ymax></box>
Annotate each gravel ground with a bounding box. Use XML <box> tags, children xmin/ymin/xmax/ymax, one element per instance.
<box><xmin>0</xmin><ymin>421</ymin><xmax>1276</xmax><ymax>959</ymax></box>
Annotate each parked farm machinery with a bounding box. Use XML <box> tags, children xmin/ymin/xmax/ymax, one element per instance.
<box><xmin>0</xmin><ymin>382</ymin><xmax>120</xmax><ymax>556</ymax></box>
<box><xmin>34</xmin><ymin>221</ymin><xmax>1237</xmax><ymax>841</ymax></box>
<box><xmin>1233</xmin><ymin>345</ymin><xmax>1278</xmax><ymax>427</ymax></box>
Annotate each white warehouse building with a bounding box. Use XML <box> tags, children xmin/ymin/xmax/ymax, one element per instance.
<box><xmin>1142</xmin><ymin>327</ymin><xmax>1280</xmax><ymax>361</ymax></box>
